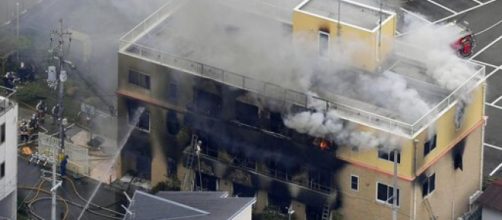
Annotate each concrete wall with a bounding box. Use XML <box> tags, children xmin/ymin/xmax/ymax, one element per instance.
<box><xmin>482</xmin><ymin>208</ymin><xmax>502</xmax><ymax>220</ymax></box>
<box><xmin>232</xmin><ymin>205</ymin><xmax>253</xmax><ymax>220</ymax></box>
<box><xmin>0</xmin><ymin>103</ymin><xmax>18</xmax><ymax>220</ymax></box>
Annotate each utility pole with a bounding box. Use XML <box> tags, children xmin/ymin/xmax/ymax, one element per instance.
<box><xmin>16</xmin><ymin>1</ymin><xmax>19</xmax><ymax>62</ymax></box>
<box><xmin>48</xmin><ymin>19</ymin><xmax>72</xmax><ymax>220</ymax></box>
<box><xmin>392</xmin><ymin>149</ymin><xmax>398</xmax><ymax>220</ymax></box>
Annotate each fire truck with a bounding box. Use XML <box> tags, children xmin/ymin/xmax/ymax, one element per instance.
<box><xmin>450</xmin><ymin>22</ymin><xmax>475</xmax><ymax>57</ymax></box>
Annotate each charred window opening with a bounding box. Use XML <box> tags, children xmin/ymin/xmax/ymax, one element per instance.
<box><xmin>126</xmin><ymin>99</ymin><xmax>149</xmax><ymax>131</ymax></box>
<box><xmin>269</xmin><ymin>112</ymin><xmax>285</xmax><ymax>133</ymax></box>
<box><xmin>378</xmin><ymin>149</ymin><xmax>401</xmax><ymax>163</ymax></box>
<box><xmin>166</xmin><ymin>110</ymin><xmax>180</xmax><ymax>135</ymax></box>
<box><xmin>422</xmin><ymin>174</ymin><xmax>435</xmax><ymax>197</ymax></box>
<box><xmin>194</xmin><ymin>172</ymin><xmax>218</xmax><ymax>191</ymax></box>
<box><xmin>233</xmin><ymin>182</ymin><xmax>256</xmax><ymax>197</ymax></box>
<box><xmin>306</xmin><ymin>205</ymin><xmax>324</xmax><ymax>220</ymax></box>
<box><xmin>168</xmin><ymin>82</ymin><xmax>177</xmax><ymax>102</ymax></box>
<box><xmin>319</xmin><ymin>30</ymin><xmax>330</xmax><ymax>56</ymax></box>
<box><xmin>228</xmin><ymin>150</ymin><xmax>256</xmax><ymax>170</ymax></box>
<box><xmin>377</xmin><ymin>183</ymin><xmax>400</xmax><ymax>206</ymax></box>
<box><xmin>267</xmin><ymin>193</ymin><xmax>291</xmax><ymax>215</ymax></box>
<box><xmin>235</xmin><ymin>101</ymin><xmax>259</xmax><ymax>126</ymax></box>
<box><xmin>196</xmin><ymin>134</ymin><xmax>218</xmax><ymax>158</ymax></box>
<box><xmin>128</xmin><ymin>70</ymin><xmax>150</xmax><ymax>89</ymax></box>
<box><xmin>266</xmin><ymin>160</ymin><xmax>292</xmax><ymax>181</ymax></box>
<box><xmin>167</xmin><ymin>157</ymin><xmax>177</xmax><ymax>177</ymax></box>
<box><xmin>453</xmin><ymin>138</ymin><xmax>466</xmax><ymax>170</ymax></box>
<box><xmin>194</xmin><ymin>89</ymin><xmax>222</xmax><ymax>117</ymax></box>
<box><xmin>424</xmin><ymin>134</ymin><xmax>437</xmax><ymax>157</ymax></box>
<box><xmin>309</xmin><ymin>170</ymin><xmax>332</xmax><ymax>192</ymax></box>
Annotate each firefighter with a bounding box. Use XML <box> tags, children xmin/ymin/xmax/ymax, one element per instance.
<box><xmin>51</xmin><ymin>104</ymin><xmax>60</xmax><ymax>124</ymax></box>
<box><xmin>19</xmin><ymin>120</ymin><xmax>30</xmax><ymax>143</ymax></box>
<box><xmin>60</xmin><ymin>155</ymin><xmax>69</xmax><ymax>177</ymax></box>
<box><xmin>36</xmin><ymin>100</ymin><xmax>48</xmax><ymax>124</ymax></box>
<box><xmin>28</xmin><ymin>113</ymin><xmax>39</xmax><ymax>136</ymax></box>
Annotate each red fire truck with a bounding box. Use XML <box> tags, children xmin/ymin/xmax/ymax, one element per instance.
<box><xmin>450</xmin><ymin>22</ymin><xmax>475</xmax><ymax>57</ymax></box>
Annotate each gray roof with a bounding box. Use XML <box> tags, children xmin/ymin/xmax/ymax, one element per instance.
<box><xmin>124</xmin><ymin>191</ymin><xmax>256</xmax><ymax>220</ymax></box>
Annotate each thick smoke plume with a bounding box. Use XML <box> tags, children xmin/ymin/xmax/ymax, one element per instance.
<box><xmin>150</xmin><ymin>0</ymin><xmax>479</xmax><ymax>150</ymax></box>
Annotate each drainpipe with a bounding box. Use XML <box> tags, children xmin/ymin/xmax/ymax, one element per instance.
<box><xmin>480</xmin><ymin>82</ymin><xmax>486</xmax><ymax>190</ymax></box>
<box><xmin>412</xmin><ymin>139</ymin><xmax>419</xmax><ymax>220</ymax></box>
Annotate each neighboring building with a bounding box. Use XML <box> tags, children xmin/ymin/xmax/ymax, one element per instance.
<box><xmin>124</xmin><ymin>191</ymin><xmax>255</xmax><ymax>220</ymax></box>
<box><xmin>117</xmin><ymin>0</ymin><xmax>486</xmax><ymax>219</ymax></box>
<box><xmin>0</xmin><ymin>89</ymin><xmax>18</xmax><ymax>220</ymax></box>
<box><xmin>477</xmin><ymin>180</ymin><xmax>502</xmax><ymax>220</ymax></box>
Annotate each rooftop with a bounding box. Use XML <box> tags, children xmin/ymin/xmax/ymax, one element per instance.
<box><xmin>296</xmin><ymin>0</ymin><xmax>393</xmax><ymax>30</ymax></box>
<box><xmin>0</xmin><ymin>86</ymin><xmax>16</xmax><ymax>117</ymax></box>
<box><xmin>119</xmin><ymin>0</ymin><xmax>485</xmax><ymax>138</ymax></box>
<box><xmin>124</xmin><ymin>190</ymin><xmax>256</xmax><ymax>220</ymax></box>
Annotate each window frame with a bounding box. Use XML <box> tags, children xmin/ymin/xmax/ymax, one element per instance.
<box><xmin>378</xmin><ymin>149</ymin><xmax>401</xmax><ymax>163</ymax></box>
<box><xmin>319</xmin><ymin>31</ymin><xmax>330</xmax><ymax>56</ymax></box>
<box><xmin>126</xmin><ymin>100</ymin><xmax>150</xmax><ymax>133</ymax></box>
<box><xmin>422</xmin><ymin>173</ymin><xmax>436</xmax><ymax>198</ymax></box>
<box><xmin>424</xmin><ymin>134</ymin><xmax>437</xmax><ymax>157</ymax></box>
<box><xmin>376</xmin><ymin>182</ymin><xmax>400</xmax><ymax>206</ymax></box>
<box><xmin>351</xmin><ymin>175</ymin><xmax>359</xmax><ymax>191</ymax></box>
<box><xmin>128</xmin><ymin>69</ymin><xmax>151</xmax><ymax>90</ymax></box>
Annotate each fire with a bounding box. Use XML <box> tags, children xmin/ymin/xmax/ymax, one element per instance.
<box><xmin>318</xmin><ymin>139</ymin><xmax>330</xmax><ymax>151</ymax></box>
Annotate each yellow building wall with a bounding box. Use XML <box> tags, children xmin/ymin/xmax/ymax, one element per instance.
<box><xmin>415</xmin><ymin>82</ymin><xmax>485</xmax><ymax>174</ymax></box>
<box><xmin>292</xmin><ymin>10</ymin><xmax>396</xmax><ymax>71</ymax></box>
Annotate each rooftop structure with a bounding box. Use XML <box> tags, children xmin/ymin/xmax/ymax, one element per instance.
<box><xmin>296</xmin><ymin>0</ymin><xmax>392</xmax><ymax>30</ymax></box>
<box><xmin>119</xmin><ymin>0</ymin><xmax>485</xmax><ymax>138</ymax></box>
<box><xmin>124</xmin><ymin>191</ymin><xmax>256</xmax><ymax>220</ymax></box>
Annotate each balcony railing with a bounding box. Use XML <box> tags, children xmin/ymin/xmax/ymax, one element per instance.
<box><xmin>119</xmin><ymin>0</ymin><xmax>486</xmax><ymax>138</ymax></box>
<box><xmin>0</xmin><ymin>86</ymin><xmax>16</xmax><ymax>117</ymax></box>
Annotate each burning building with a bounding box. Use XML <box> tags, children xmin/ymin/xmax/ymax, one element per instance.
<box><xmin>116</xmin><ymin>0</ymin><xmax>486</xmax><ymax>219</ymax></box>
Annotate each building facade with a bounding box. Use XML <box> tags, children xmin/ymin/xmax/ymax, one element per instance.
<box><xmin>0</xmin><ymin>90</ymin><xmax>18</xmax><ymax>220</ymax></box>
<box><xmin>117</xmin><ymin>0</ymin><xmax>485</xmax><ymax>219</ymax></box>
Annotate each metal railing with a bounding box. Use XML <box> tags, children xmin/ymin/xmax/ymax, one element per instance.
<box><xmin>0</xmin><ymin>86</ymin><xmax>16</xmax><ymax>117</ymax></box>
<box><xmin>118</xmin><ymin>0</ymin><xmax>486</xmax><ymax>138</ymax></box>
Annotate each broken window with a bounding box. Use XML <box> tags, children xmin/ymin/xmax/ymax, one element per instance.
<box><xmin>266</xmin><ymin>160</ymin><xmax>291</xmax><ymax>181</ymax></box>
<box><xmin>127</xmin><ymin>99</ymin><xmax>150</xmax><ymax>131</ymax></box>
<box><xmin>424</xmin><ymin>134</ymin><xmax>437</xmax><ymax>157</ymax></box>
<box><xmin>453</xmin><ymin>138</ymin><xmax>466</xmax><ymax>170</ymax></box>
<box><xmin>306</xmin><ymin>205</ymin><xmax>324</xmax><ymax>220</ymax></box>
<box><xmin>269</xmin><ymin>112</ymin><xmax>285</xmax><ymax>133</ymax></box>
<box><xmin>232</xmin><ymin>182</ymin><xmax>256</xmax><ymax>197</ymax></box>
<box><xmin>194</xmin><ymin>89</ymin><xmax>222</xmax><ymax>117</ymax></box>
<box><xmin>422</xmin><ymin>174</ymin><xmax>435</xmax><ymax>197</ymax></box>
<box><xmin>166</xmin><ymin>110</ymin><xmax>180</xmax><ymax>135</ymax></box>
<box><xmin>235</xmin><ymin>101</ymin><xmax>259</xmax><ymax>127</ymax></box>
<box><xmin>267</xmin><ymin>193</ymin><xmax>291</xmax><ymax>215</ymax></box>
<box><xmin>309</xmin><ymin>170</ymin><xmax>332</xmax><ymax>192</ymax></box>
<box><xmin>377</xmin><ymin>182</ymin><xmax>400</xmax><ymax>206</ymax></box>
<box><xmin>378</xmin><ymin>149</ymin><xmax>401</xmax><ymax>163</ymax></box>
<box><xmin>194</xmin><ymin>172</ymin><xmax>218</xmax><ymax>191</ymax></box>
<box><xmin>229</xmin><ymin>150</ymin><xmax>256</xmax><ymax>170</ymax></box>
<box><xmin>128</xmin><ymin>70</ymin><xmax>150</xmax><ymax>89</ymax></box>
<box><xmin>351</xmin><ymin>175</ymin><xmax>359</xmax><ymax>191</ymax></box>
<box><xmin>319</xmin><ymin>31</ymin><xmax>330</xmax><ymax>56</ymax></box>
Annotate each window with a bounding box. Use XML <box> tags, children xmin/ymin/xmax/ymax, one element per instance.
<box><xmin>319</xmin><ymin>31</ymin><xmax>330</xmax><ymax>56</ymax></box>
<box><xmin>422</xmin><ymin>174</ymin><xmax>436</xmax><ymax>197</ymax></box>
<box><xmin>168</xmin><ymin>82</ymin><xmax>177</xmax><ymax>102</ymax></box>
<box><xmin>378</xmin><ymin>149</ymin><xmax>401</xmax><ymax>163</ymax></box>
<box><xmin>424</xmin><ymin>134</ymin><xmax>437</xmax><ymax>156</ymax></box>
<box><xmin>0</xmin><ymin>162</ymin><xmax>4</xmax><ymax>178</ymax></box>
<box><xmin>377</xmin><ymin>183</ymin><xmax>400</xmax><ymax>206</ymax></box>
<box><xmin>0</xmin><ymin>123</ymin><xmax>4</xmax><ymax>144</ymax></box>
<box><xmin>127</xmin><ymin>100</ymin><xmax>150</xmax><ymax>131</ymax></box>
<box><xmin>235</xmin><ymin>101</ymin><xmax>259</xmax><ymax>127</ymax></box>
<box><xmin>351</xmin><ymin>175</ymin><xmax>359</xmax><ymax>191</ymax></box>
<box><xmin>453</xmin><ymin>138</ymin><xmax>466</xmax><ymax>170</ymax></box>
<box><xmin>166</xmin><ymin>110</ymin><xmax>180</xmax><ymax>135</ymax></box>
<box><xmin>128</xmin><ymin>70</ymin><xmax>151</xmax><ymax>89</ymax></box>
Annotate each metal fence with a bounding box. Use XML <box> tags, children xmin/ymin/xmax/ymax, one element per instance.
<box><xmin>38</xmin><ymin>132</ymin><xmax>90</xmax><ymax>176</ymax></box>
